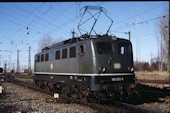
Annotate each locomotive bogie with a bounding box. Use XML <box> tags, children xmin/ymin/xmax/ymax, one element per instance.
<box><xmin>33</xmin><ymin>72</ymin><xmax>136</xmax><ymax>100</ymax></box>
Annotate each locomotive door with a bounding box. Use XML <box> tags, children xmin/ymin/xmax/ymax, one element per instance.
<box><xmin>78</xmin><ymin>45</ymin><xmax>84</xmax><ymax>75</ymax></box>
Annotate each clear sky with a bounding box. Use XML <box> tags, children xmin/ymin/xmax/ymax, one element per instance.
<box><xmin>0</xmin><ymin>1</ymin><xmax>169</xmax><ymax>71</ymax></box>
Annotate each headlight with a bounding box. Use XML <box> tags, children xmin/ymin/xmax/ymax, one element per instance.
<box><xmin>98</xmin><ymin>67</ymin><xmax>106</xmax><ymax>73</ymax></box>
<box><xmin>128</xmin><ymin>67</ymin><xmax>134</xmax><ymax>72</ymax></box>
<box><xmin>102</xmin><ymin>67</ymin><xmax>106</xmax><ymax>72</ymax></box>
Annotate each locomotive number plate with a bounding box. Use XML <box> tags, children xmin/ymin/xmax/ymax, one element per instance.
<box><xmin>114</xmin><ymin>63</ymin><xmax>121</xmax><ymax>69</ymax></box>
<box><xmin>111</xmin><ymin>77</ymin><xmax>124</xmax><ymax>81</ymax></box>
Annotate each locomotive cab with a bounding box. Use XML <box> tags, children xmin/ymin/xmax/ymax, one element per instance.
<box><xmin>85</xmin><ymin>36</ymin><xmax>137</xmax><ymax>100</ymax></box>
<box><xmin>94</xmin><ymin>36</ymin><xmax>134</xmax><ymax>74</ymax></box>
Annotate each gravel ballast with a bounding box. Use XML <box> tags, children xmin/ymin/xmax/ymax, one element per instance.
<box><xmin>1</xmin><ymin>81</ymin><xmax>169</xmax><ymax>113</ymax></box>
<box><xmin>0</xmin><ymin>82</ymin><xmax>96</xmax><ymax>113</ymax></box>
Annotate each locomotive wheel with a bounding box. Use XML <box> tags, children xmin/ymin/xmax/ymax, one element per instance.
<box><xmin>34</xmin><ymin>80</ymin><xmax>40</xmax><ymax>87</ymax></box>
<box><xmin>61</xmin><ymin>86</ymin><xmax>67</xmax><ymax>95</ymax></box>
<box><xmin>87</xmin><ymin>91</ymin><xmax>102</xmax><ymax>103</ymax></box>
<box><xmin>40</xmin><ymin>84</ymin><xmax>46</xmax><ymax>90</ymax></box>
<box><xmin>131</xmin><ymin>90</ymin><xmax>140</xmax><ymax>103</ymax></box>
<box><xmin>113</xmin><ymin>90</ymin><xmax>123</xmax><ymax>101</ymax></box>
<box><xmin>61</xmin><ymin>85</ymin><xmax>74</xmax><ymax>97</ymax></box>
<box><xmin>76</xmin><ymin>87</ymin><xmax>84</xmax><ymax>100</ymax></box>
<box><xmin>87</xmin><ymin>96</ymin><xmax>102</xmax><ymax>103</ymax></box>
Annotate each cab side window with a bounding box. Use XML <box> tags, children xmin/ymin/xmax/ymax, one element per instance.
<box><xmin>50</xmin><ymin>51</ymin><xmax>54</xmax><ymax>61</ymax></box>
<box><xmin>37</xmin><ymin>55</ymin><xmax>40</xmax><ymax>62</ymax></box>
<box><xmin>45</xmin><ymin>53</ymin><xmax>49</xmax><ymax>61</ymax></box>
<box><xmin>79</xmin><ymin>45</ymin><xmax>84</xmax><ymax>56</ymax></box>
<box><xmin>55</xmin><ymin>50</ymin><xmax>60</xmax><ymax>60</ymax></box>
<box><xmin>41</xmin><ymin>54</ymin><xmax>44</xmax><ymax>62</ymax></box>
<box><xmin>70</xmin><ymin>46</ymin><xmax>76</xmax><ymax>58</ymax></box>
<box><xmin>62</xmin><ymin>48</ymin><xmax>67</xmax><ymax>59</ymax></box>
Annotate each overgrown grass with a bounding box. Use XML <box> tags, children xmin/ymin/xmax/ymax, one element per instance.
<box><xmin>135</xmin><ymin>71</ymin><xmax>169</xmax><ymax>80</ymax></box>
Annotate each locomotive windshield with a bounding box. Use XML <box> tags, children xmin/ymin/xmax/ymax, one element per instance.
<box><xmin>97</xmin><ymin>43</ymin><xmax>113</xmax><ymax>54</ymax></box>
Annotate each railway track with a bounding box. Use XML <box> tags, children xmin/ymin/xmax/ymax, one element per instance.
<box><xmin>5</xmin><ymin>74</ymin><xmax>164</xmax><ymax>113</ymax></box>
<box><xmin>137</xmin><ymin>83</ymin><xmax>170</xmax><ymax>97</ymax></box>
<box><xmin>137</xmin><ymin>79</ymin><xmax>170</xmax><ymax>84</ymax></box>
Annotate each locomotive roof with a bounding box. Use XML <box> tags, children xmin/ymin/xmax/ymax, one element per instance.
<box><xmin>39</xmin><ymin>34</ymin><xmax>130</xmax><ymax>53</ymax></box>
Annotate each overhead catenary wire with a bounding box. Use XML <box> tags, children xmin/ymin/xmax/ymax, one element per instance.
<box><xmin>18</xmin><ymin>3</ymin><xmax>73</xmax><ymax>50</ymax></box>
<box><xmin>116</xmin><ymin>2</ymin><xmax>133</xmax><ymax>18</ymax></box>
<box><xmin>113</xmin><ymin>15</ymin><xmax>167</xmax><ymax>31</ymax></box>
<box><xmin>21</xmin><ymin>2</ymin><xmax>168</xmax><ymax>45</ymax></box>
<box><xmin>97</xmin><ymin>14</ymin><xmax>167</xmax><ymax>34</ymax></box>
<box><xmin>132</xmin><ymin>15</ymin><xmax>166</xmax><ymax>25</ymax></box>
<box><xmin>92</xmin><ymin>2</ymin><xmax>166</xmax><ymax>34</ymax></box>
<box><xmin>129</xmin><ymin>2</ymin><xmax>139</xmax><ymax>14</ymax></box>
<box><xmin>113</xmin><ymin>3</ymin><xmax>166</xmax><ymax>25</ymax></box>
<box><xmin>18</xmin><ymin>2</ymin><xmax>84</xmax><ymax>56</ymax></box>
<box><xmin>5</xmin><ymin>4</ymin><xmax>68</xmax><ymax>40</ymax></box>
<box><xmin>1</xmin><ymin>1</ymin><xmax>166</xmax><ymax>42</ymax></box>
<box><xmin>0</xmin><ymin>3</ymin><xmax>49</xmax><ymax>42</ymax></box>
<box><xmin>46</xmin><ymin>5</ymin><xmax>81</xmax><ymax>34</ymax></box>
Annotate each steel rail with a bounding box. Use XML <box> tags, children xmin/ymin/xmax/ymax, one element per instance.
<box><xmin>114</xmin><ymin>101</ymin><xmax>162</xmax><ymax>113</ymax></box>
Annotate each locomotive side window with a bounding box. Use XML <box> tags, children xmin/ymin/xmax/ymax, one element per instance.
<box><xmin>97</xmin><ymin>43</ymin><xmax>113</xmax><ymax>54</ymax></box>
<box><xmin>45</xmin><ymin>53</ymin><xmax>49</xmax><ymax>61</ymax></box>
<box><xmin>41</xmin><ymin>54</ymin><xmax>44</xmax><ymax>62</ymax></box>
<box><xmin>55</xmin><ymin>50</ymin><xmax>60</xmax><ymax>60</ymax></box>
<box><xmin>79</xmin><ymin>45</ymin><xmax>84</xmax><ymax>56</ymax></box>
<box><xmin>62</xmin><ymin>48</ymin><xmax>67</xmax><ymax>59</ymax></box>
<box><xmin>37</xmin><ymin>55</ymin><xmax>40</xmax><ymax>62</ymax></box>
<box><xmin>50</xmin><ymin>51</ymin><xmax>54</xmax><ymax>61</ymax></box>
<box><xmin>70</xmin><ymin>46</ymin><xmax>76</xmax><ymax>58</ymax></box>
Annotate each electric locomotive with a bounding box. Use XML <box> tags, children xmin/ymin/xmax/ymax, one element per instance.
<box><xmin>33</xmin><ymin>6</ymin><xmax>138</xmax><ymax>102</ymax></box>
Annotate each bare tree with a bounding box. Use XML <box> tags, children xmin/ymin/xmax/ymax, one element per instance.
<box><xmin>38</xmin><ymin>34</ymin><xmax>53</xmax><ymax>52</ymax></box>
<box><xmin>155</xmin><ymin>4</ymin><xmax>169</xmax><ymax>71</ymax></box>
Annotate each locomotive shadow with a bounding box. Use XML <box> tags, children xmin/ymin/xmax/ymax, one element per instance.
<box><xmin>132</xmin><ymin>83</ymin><xmax>169</xmax><ymax>105</ymax></box>
<box><xmin>102</xmin><ymin>94</ymin><xmax>162</xmax><ymax>106</ymax></box>
<box><xmin>131</xmin><ymin>94</ymin><xmax>161</xmax><ymax>105</ymax></box>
